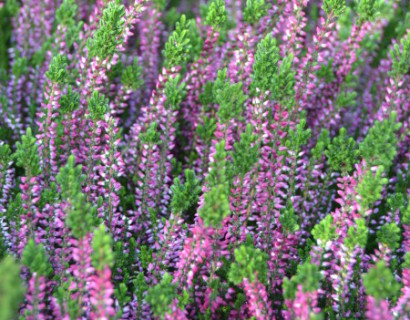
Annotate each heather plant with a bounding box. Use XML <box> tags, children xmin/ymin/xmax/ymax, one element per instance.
<box><xmin>0</xmin><ymin>0</ymin><xmax>408</xmax><ymax>319</ymax></box>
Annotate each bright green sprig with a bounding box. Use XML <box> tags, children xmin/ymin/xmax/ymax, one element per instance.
<box><xmin>91</xmin><ymin>225</ymin><xmax>114</xmax><ymax>270</ymax></box>
<box><xmin>243</xmin><ymin>0</ymin><xmax>268</xmax><ymax>25</ymax></box>
<box><xmin>200</xmin><ymin>184</ymin><xmax>230</xmax><ymax>228</ymax></box>
<box><xmin>376</xmin><ymin>223</ymin><xmax>401</xmax><ymax>250</ymax></box>
<box><xmin>196</xmin><ymin>116</ymin><xmax>217</xmax><ymax>146</ymax></box>
<box><xmin>251</xmin><ymin>34</ymin><xmax>280</xmax><ymax>93</ymax></box>
<box><xmin>312</xmin><ymin>129</ymin><xmax>330</xmax><ymax>160</ymax></box>
<box><xmin>121</xmin><ymin>58</ymin><xmax>144</xmax><ymax>91</ymax></box>
<box><xmin>56</xmin><ymin>155</ymin><xmax>83</xmax><ymax>200</ymax></box>
<box><xmin>344</xmin><ymin>218</ymin><xmax>368</xmax><ymax>250</ymax></box>
<box><xmin>271</xmin><ymin>54</ymin><xmax>296</xmax><ymax>109</ymax></box>
<box><xmin>12</xmin><ymin>55</ymin><xmax>28</xmax><ymax>78</ymax></box>
<box><xmin>22</xmin><ymin>239</ymin><xmax>52</xmax><ymax>276</ymax></box>
<box><xmin>215</xmin><ymin>78</ymin><xmax>248</xmax><ymax>124</ymax></box>
<box><xmin>163</xmin><ymin>15</ymin><xmax>191</xmax><ymax>68</ymax></box>
<box><xmin>60</xmin><ymin>85</ymin><xmax>80</xmax><ymax>114</ymax></box>
<box><xmin>56</xmin><ymin>156</ymin><xmax>96</xmax><ymax>238</ymax></box>
<box><xmin>232</xmin><ymin>124</ymin><xmax>259</xmax><ymax>178</ymax></box>
<box><xmin>13</xmin><ymin>128</ymin><xmax>41</xmax><ymax>177</ymax></box>
<box><xmin>357</xmin><ymin>166</ymin><xmax>387</xmax><ymax>214</ymax></box>
<box><xmin>170</xmin><ymin>169</ymin><xmax>201</xmax><ymax>214</ymax></box>
<box><xmin>164</xmin><ymin>75</ymin><xmax>186</xmax><ymax>111</ymax></box>
<box><xmin>87</xmin><ymin>91</ymin><xmax>108</xmax><ymax>120</ymax></box>
<box><xmin>325</xmin><ymin>127</ymin><xmax>359</xmax><ymax>175</ymax></box>
<box><xmin>87</xmin><ymin>1</ymin><xmax>126</xmax><ymax>59</ymax></box>
<box><xmin>228</xmin><ymin>242</ymin><xmax>268</xmax><ymax>284</ymax></box>
<box><xmin>56</xmin><ymin>0</ymin><xmax>77</xmax><ymax>27</ymax></box>
<box><xmin>146</xmin><ymin>273</ymin><xmax>178</xmax><ymax>318</ymax></box>
<box><xmin>207</xmin><ymin>140</ymin><xmax>230</xmax><ymax>188</ymax></box>
<box><xmin>359</xmin><ymin>111</ymin><xmax>401</xmax><ymax>170</ymax></box>
<box><xmin>312</xmin><ymin>215</ymin><xmax>338</xmax><ymax>245</ymax></box>
<box><xmin>286</xmin><ymin>118</ymin><xmax>311</xmax><ymax>153</ymax></box>
<box><xmin>140</xmin><ymin>122</ymin><xmax>160</xmax><ymax>145</ymax></box>
<box><xmin>0</xmin><ymin>256</ymin><xmax>25</xmax><ymax>320</ymax></box>
<box><xmin>362</xmin><ymin>261</ymin><xmax>400</xmax><ymax>300</ymax></box>
<box><xmin>279</xmin><ymin>202</ymin><xmax>300</xmax><ymax>235</ymax></box>
<box><xmin>66</xmin><ymin>193</ymin><xmax>97</xmax><ymax>239</ymax></box>
<box><xmin>205</xmin><ymin>0</ymin><xmax>227</xmax><ymax>28</ymax></box>
<box><xmin>355</xmin><ymin>0</ymin><xmax>377</xmax><ymax>22</ymax></box>
<box><xmin>46</xmin><ymin>54</ymin><xmax>68</xmax><ymax>84</ymax></box>
<box><xmin>323</xmin><ymin>0</ymin><xmax>345</xmax><ymax>17</ymax></box>
<box><xmin>283</xmin><ymin>263</ymin><xmax>323</xmax><ymax>299</ymax></box>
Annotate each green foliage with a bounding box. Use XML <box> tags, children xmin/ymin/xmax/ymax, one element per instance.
<box><xmin>215</xmin><ymin>79</ymin><xmax>248</xmax><ymax>124</ymax></box>
<box><xmin>87</xmin><ymin>91</ymin><xmax>108</xmax><ymax>120</ymax></box>
<box><xmin>56</xmin><ymin>155</ymin><xmax>83</xmax><ymax>200</ymax></box>
<box><xmin>335</xmin><ymin>87</ymin><xmax>357</xmax><ymax>109</ymax></box>
<box><xmin>186</xmin><ymin>19</ymin><xmax>203</xmax><ymax>60</ymax></box>
<box><xmin>13</xmin><ymin>128</ymin><xmax>41</xmax><ymax>176</ymax></box>
<box><xmin>55</xmin><ymin>0</ymin><xmax>77</xmax><ymax>26</ymax></box>
<box><xmin>121</xmin><ymin>58</ymin><xmax>144</xmax><ymax>91</ymax></box>
<box><xmin>164</xmin><ymin>75</ymin><xmax>186</xmax><ymax>111</ymax></box>
<box><xmin>283</xmin><ymin>263</ymin><xmax>323</xmax><ymax>299</ymax></box>
<box><xmin>403</xmin><ymin>252</ymin><xmax>410</xmax><ymax>269</ymax></box>
<box><xmin>251</xmin><ymin>34</ymin><xmax>280</xmax><ymax>93</ymax></box>
<box><xmin>357</xmin><ymin>166</ymin><xmax>387</xmax><ymax>213</ymax></box>
<box><xmin>12</xmin><ymin>55</ymin><xmax>28</xmax><ymax>78</ymax></box>
<box><xmin>146</xmin><ymin>273</ymin><xmax>177</xmax><ymax>318</ymax></box>
<box><xmin>345</xmin><ymin>218</ymin><xmax>368</xmax><ymax>250</ymax></box>
<box><xmin>134</xmin><ymin>272</ymin><xmax>148</xmax><ymax>304</ymax></box>
<box><xmin>243</xmin><ymin>0</ymin><xmax>268</xmax><ymax>25</ymax></box>
<box><xmin>228</xmin><ymin>243</ymin><xmax>268</xmax><ymax>285</ymax></box>
<box><xmin>152</xmin><ymin>0</ymin><xmax>166</xmax><ymax>11</ymax></box>
<box><xmin>286</xmin><ymin>118</ymin><xmax>311</xmax><ymax>153</ymax></box>
<box><xmin>0</xmin><ymin>256</ymin><xmax>25</xmax><ymax>320</ymax></box>
<box><xmin>196</xmin><ymin>116</ymin><xmax>217</xmax><ymax>145</ymax></box>
<box><xmin>387</xmin><ymin>193</ymin><xmax>406</xmax><ymax>216</ymax></box>
<box><xmin>355</xmin><ymin>0</ymin><xmax>376</xmax><ymax>22</ymax></box>
<box><xmin>207</xmin><ymin>140</ymin><xmax>230</xmax><ymax>188</ymax></box>
<box><xmin>205</xmin><ymin>0</ymin><xmax>227</xmax><ymax>28</ymax></box>
<box><xmin>46</xmin><ymin>54</ymin><xmax>68</xmax><ymax>84</ymax></box>
<box><xmin>91</xmin><ymin>225</ymin><xmax>114</xmax><ymax>270</ymax></box>
<box><xmin>54</xmin><ymin>279</ymin><xmax>81</xmax><ymax>319</ymax></box>
<box><xmin>403</xmin><ymin>203</ymin><xmax>410</xmax><ymax>226</ymax></box>
<box><xmin>362</xmin><ymin>261</ymin><xmax>400</xmax><ymax>300</ymax></box>
<box><xmin>66</xmin><ymin>193</ymin><xmax>97</xmax><ymax>239</ymax></box>
<box><xmin>323</xmin><ymin>0</ymin><xmax>345</xmax><ymax>17</ymax></box>
<box><xmin>312</xmin><ymin>129</ymin><xmax>330</xmax><ymax>160</ymax></box>
<box><xmin>271</xmin><ymin>54</ymin><xmax>296</xmax><ymax>108</ymax></box>
<box><xmin>0</xmin><ymin>0</ymin><xmax>18</xmax><ymax>71</ymax></box>
<box><xmin>57</xmin><ymin>157</ymin><xmax>95</xmax><ymax>238</ymax></box>
<box><xmin>312</xmin><ymin>215</ymin><xmax>338</xmax><ymax>245</ymax></box>
<box><xmin>279</xmin><ymin>203</ymin><xmax>300</xmax><ymax>235</ymax></box>
<box><xmin>0</xmin><ymin>143</ymin><xmax>12</xmax><ymax>167</ymax></box>
<box><xmin>22</xmin><ymin>239</ymin><xmax>52</xmax><ymax>276</ymax></box>
<box><xmin>232</xmin><ymin>124</ymin><xmax>259</xmax><ymax>178</ymax></box>
<box><xmin>60</xmin><ymin>85</ymin><xmax>80</xmax><ymax>114</ymax></box>
<box><xmin>170</xmin><ymin>169</ymin><xmax>201</xmax><ymax>213</ymax></box>
<box><xmin>140</xmin><ymin>122</ymin><xmax>160</xmax><ymax>145</ymax></box>
<box><xmin>325</xmin><ymin>127</ymin><xmax>359</xmax><ymax>174</ymax></box>
<box><xmin>87</xmin><ymin>1</ymin><xmax>126</xmax><ymax>59</ymax></box>
<box><xmin>199</xmin><ymin>184</ymin><xmax>230</xmax><ymax>228</ymax></box>
<box><xmin>376</xmin><ymin>223</ymin><xmax>401</xmax><ymax>250</ymax></box>
<box><xmin>139</xmin><ymin>245</ymin><xmax>153</xmax><ymax>270</ymax></box>
<box><xmin>317</xmin><ymin>59</ymin><xmax>335</xmax><ymax>83</ymax></box>
<box><xmin>38</xmin><ymin>182</ymin><xmax>59</xmax><ymax>210</ymax></box>
<box><xmin>359</xmin><ymin>112</ymin><xmax>401</xmax><ymax>170</ymax></box>
<box><xmin>164</xmin><ymin>15</ymin><xmax>191</xmax><ymax>68</ymax></box>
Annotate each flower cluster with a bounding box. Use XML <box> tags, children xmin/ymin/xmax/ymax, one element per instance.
<box><xmin>0</xmin><ymin>0</ymin><xmax>409</xmax><ymax>319</ymax></box>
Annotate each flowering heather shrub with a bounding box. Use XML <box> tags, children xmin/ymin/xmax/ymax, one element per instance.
<box><xmin>0</xmin><ymin>0</ymin><xmax>409</xmax><ymax>319</ymax></box>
